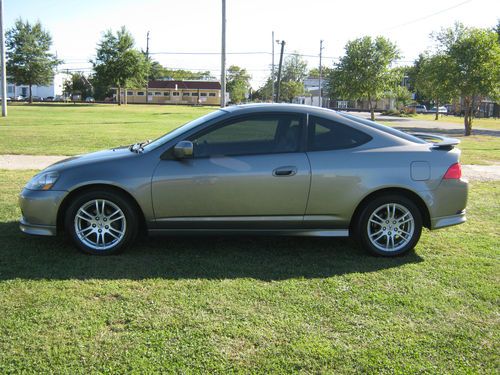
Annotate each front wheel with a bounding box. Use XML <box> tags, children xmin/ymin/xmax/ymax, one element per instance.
<box><xmin>65</xmin><ymin>190</ymin><xmax>138</xmax><ymax>255</ymax></box>
<box><xmin>355</xmin><ymin>195</ymin><xmax>422</xmax><ymax>256</ymax></box>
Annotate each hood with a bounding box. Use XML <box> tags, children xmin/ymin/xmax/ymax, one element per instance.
<box><xmin>45</xmin><ymin>146</ymin><xmax>136</xmax><ymax>171</ymax></box>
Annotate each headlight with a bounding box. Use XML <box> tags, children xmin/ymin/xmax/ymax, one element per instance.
<box><xmin>25</xmin><ymin>171</ymin><xmax>60</xmax><ymax>190</ymax></box>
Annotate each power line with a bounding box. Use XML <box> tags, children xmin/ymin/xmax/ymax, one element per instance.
<box><xmin>376</xmin><ymin>0</ymin><xmax>473</xmax><ymax>33</ymax></box>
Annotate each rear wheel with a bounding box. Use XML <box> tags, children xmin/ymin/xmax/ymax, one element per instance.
<box><xmin>355</xmin><ymin>195</ymin><xmax>422</xmax><ymax>256</ymax></box>
<box><xmin>65</xmin><ymin>190</ymin><xmax>138</xmax><ymax>255</ymax></box>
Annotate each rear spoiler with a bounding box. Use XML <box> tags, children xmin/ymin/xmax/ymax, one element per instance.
<box><xmin>409</xmin><ymin>132</ymin><xmax>460</xmax><ymax>150</ymax></box>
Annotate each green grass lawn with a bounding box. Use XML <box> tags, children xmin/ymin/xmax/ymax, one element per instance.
<box><xmin>0</xmin><ymin>103</ymin><xmax>214</xmax><ymax>155</ymax></box>
<box><xmin>0</xmin><ymin>103</ymin><xmax>498</xmax><ymax>165</ymax></box>
<box><xmin>0</xmin><ymin>170</ymin><xmax>498</xmax><ymax>373</ymax></box>
<box><xmin>413</xmin><ymin>113</ymin><xmax>500</xmax><ymax>130</ymax></box>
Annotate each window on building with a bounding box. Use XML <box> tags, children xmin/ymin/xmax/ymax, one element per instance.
<box><xmin>200</xmin><ymin>92</ymin><xmax>207</xmax><ymax>97</ymax></box>
<box><xmin>172</xmin><ymin>92</ymin><xmax>180</xmax><ymax>96</ymax></box>
<box><xmin>163</xmin><ymin>92</ymin><xmax>170</xmax><ymax>96</ymax></box>
<box><xmin>191</xmin><ymin>92</ymin><xmax>199</xmax><ymax>97</ymax></box>
<box><xmin>137</xmin><ymin>92</ymin><xmax>145</xmax><ymax>96</ymax></box>
<box><xmin>155</xmin><ymin>92</ymin><xmax>162</xmax><ymax>96</ymax></box>
<box><xmin>209</xmin><ymin>92</ymin><xmax>216</xmax><ymax>97</ymax></box>
<box><xmin>307</xmin><ymin>116</ymin><xmax>372</xmax><ymax>151</ymax></box>
<box><xmin>182</xmin><ymin>92</ymin><xmax>190</xmax><ymax>97</ymax></box>
<box><xmin>127</xmin><ymin>91</ymin><xmax>134</xmax><ymax>96</ymax></box>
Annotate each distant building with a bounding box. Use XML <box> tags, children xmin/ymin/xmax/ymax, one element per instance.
<box><xmin>7</xmin><ymin>72</ymin><xmax>70</xmax><ymax>99</ymax></box>
<box><xmin>123</xmin><ymin>80</ymin><xmax>222</xmax><ymax>105</ymax></box>
<box><xmin>292</xmin><ymin>77</ymin><xmax>328</xmax><ymax>107</ymax></box>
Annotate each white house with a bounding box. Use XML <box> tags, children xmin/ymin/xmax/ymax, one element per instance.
<box><xmin>7</xmin><ymin>71</ymin><xmax>70</xmax><ymax>99</ymax></box>
<box><xmin>292</xmin><ymin>77</ymin><xmax>328</xmax><ymax>107</ymax></box>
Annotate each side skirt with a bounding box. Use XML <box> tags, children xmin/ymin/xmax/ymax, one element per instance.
<box><xmin>148</xmin><ymin>228</ymin><xmax>349</xmax><ymax>237</ymax></box>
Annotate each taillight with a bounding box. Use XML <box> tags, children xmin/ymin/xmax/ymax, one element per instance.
<box><xmin>443</xmin><ymin>163</ymin><xmax>462</xmax><ymax>179</ymax></box>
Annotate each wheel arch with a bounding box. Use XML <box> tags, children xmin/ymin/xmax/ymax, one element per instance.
<box><xmin>349</xmin><ymin>187</ymin><xmax>431</xmax><ymax>232</ymax></box>
<box><xmin>56</xmin><ymin>184</ymin><xmax>147</xmax><ymax>233</ymax></box>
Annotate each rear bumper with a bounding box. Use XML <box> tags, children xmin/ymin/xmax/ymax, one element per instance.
<box><xmin>431</xmin><ymin>210</ymin><xmax>466</xmax><ymax>230</ymax></box>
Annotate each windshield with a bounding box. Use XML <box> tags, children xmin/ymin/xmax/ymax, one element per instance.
<box><xmin>142</xmin><ymin>109</ymin><xmax>227</xmax><ymax>152</ymax></box>
<box><xmin>338</xmin><ymin>112</ymin><xmax>428</xmax><ymax>144</ymax></box>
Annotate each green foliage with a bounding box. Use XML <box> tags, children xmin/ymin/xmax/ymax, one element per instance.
<box><xmin>414</xmin><ymin>53</ymin><xmax>456</xmax><ymax>119</ymax></box>
<box><xmin>63</xmin><ymin>72</ymin><xmax>93</xmax><ymax>100</ymax></box>
<box><xmin>308</xmin><ymin>66</ymin><xmax>333</xmax><ymax>79</ymax></box>
<box><xmin>153</xmin><ymin>66</ymin><xmax>214</xmax><ymax>81</ymax></box>
<box><xmin>433</xmin><ymin>23</ymin><xmax>500</xmax><ymax>134</ymax></box>
<box><xmin>282</xmin><ymin>53</ymin><xmax>308</xmax><ymax>82</ymax></box>
<box><xmin>328</xmin><ymin>36</ymin><xmax>400</xmax><ymax>119</ymax></box>
<box><xmin>226</xmin><ymin>65</ymin><xmax>251</xmax><ymax>104</ymax></box>
<box><xmin>92</xmin><ymin>27</ymin><xmax>149</xmax><ymax>104</ymax></box>
<box><xmin>280</xmin><ymin>81</ymin><xmax>305</xmax><ymax>103</ymax></box>
<box><xmin>5</xmin><ymin>19</ymin><xmax>62</xmax><ymax>103</ymax></box>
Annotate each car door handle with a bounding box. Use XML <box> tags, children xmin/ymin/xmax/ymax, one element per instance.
<box><xmin>273</xmin><ymin>166</ymin><xmax>297</xmax><ymax>177</ymax></box>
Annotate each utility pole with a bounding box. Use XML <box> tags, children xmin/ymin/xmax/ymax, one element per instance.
<box><xmin>318</xmin><ymin>39</ymin><xmax>324</xmax><ymax>108</ymax></box>
<box><xmin>271</xmin><ymin>31</ymin><xmax>275</xmax><ymax>103</ymax></box>
<box><xmin>145</xmin><ymin>31</ymin><xmax>150</xmax><ymax>104</ymax></box>
<box><xmin>0</xmin><ymin>0</ymin><xmax>7</xmax><ymax>117</ymax></box>
<box><xmin>275</xmin><ymin>40</ymin><xmax>285</xmax><ymax>103</ymax></box>
<box><xmin>220</xmin><ymin>0</ymin><xmax>226</xmax><ymax>107</ymax></box>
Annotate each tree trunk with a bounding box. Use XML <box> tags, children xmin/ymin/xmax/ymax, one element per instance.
<box><xmin>463</xmin><ymin>97</ymin><xmax>472</xmax><ymax>136</ymax></box>
<box><xmin>29</xmin><ymin>84</ymin><xmax>33</xmax><ymax>104</ymax></box>
<box><xmin>368</xmin><ymin>97</ymin><xmax>375</xmax><ymax>121</ymax></box>
<box><xmin>435</xmin><ymin>99</ymin><xmax>439</xmax><ymax>120</ymax></box>
<box><xmin>117</xmin><ymin>86</ymin><xmax>121</xmax><ymax>106</ymax></box>
<box><xmin>124</xmin><ymin>88</ymin><xmax>127</xmax><ymax>105</ymax></box>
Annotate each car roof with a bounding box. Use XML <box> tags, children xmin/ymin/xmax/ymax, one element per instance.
<box><xmin>222</xmin><ymin>103</ymin><xmax>339</xmax><ymax>117</ymax></box>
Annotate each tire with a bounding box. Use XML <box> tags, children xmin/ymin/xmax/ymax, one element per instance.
<box><xmin>64</xmin><ymin>189</ymin><xmax>138</xmax><ymax>255</ymax></box>
<box><xmin>355</xmin><ymin>194</ymin><xmax>422</xmax><ymax>257</ymax></box>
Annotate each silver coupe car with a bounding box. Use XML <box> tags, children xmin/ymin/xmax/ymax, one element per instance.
<box><xmin>19</xmin><ymin>104</ymin><xmax>468</xmax><ymax>256</ymax></box>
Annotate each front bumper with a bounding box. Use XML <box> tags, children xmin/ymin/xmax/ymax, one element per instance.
<box><xmin>19</xmin><ymin>218</ymin><xmax>57</xmax><ymax>236</ymax></box>
<box><xmin>19</xmin><ymin>188</ymin><xmax>67</xmax><ymax>237</ymax></box>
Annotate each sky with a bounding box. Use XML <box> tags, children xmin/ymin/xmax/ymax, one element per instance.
<box><xmin>4</xmin><ymin>0</ymin><xmax>499</xmax><ymax>87</ymax></box>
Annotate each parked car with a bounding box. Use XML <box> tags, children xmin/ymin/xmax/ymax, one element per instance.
<box><xmin>85</xmin><ymin>97</ymin><xmax>95</xmax><ymax>102</ymax></box>
<box><xmin>406</xmin><ymin>104</ymin><xmax>427</xmax><ymax>113</ymax></box>
<box><xmin>13</xmin><ymin>95</ymin><xmax>25</xmax><ymax>101</ymax></box>
<box><xmin>19</xmin><ymin>104</ymin><xmax>468</xmax><ymax>257</ymax></box>
<box><xmin>0</xmin><ymin>97</ymin><xmax>11</xmax><ymax>101</ymax></box>
<box><xmin>45</xmin><ymin>96</ymin><xmax>55</xmax><ymax>101</ymax></box>
<box><xmin>429</xmin><ymin>106</ymin><xmax>448</xmax><ymax>114</ymax></box>
<box><xmin>32</xmin><ymin>96</ymin><xmax>43</xmax><ymax>102</ymax></box>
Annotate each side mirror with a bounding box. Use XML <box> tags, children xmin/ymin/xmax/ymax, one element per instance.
<box><xmin>173</xmin><ymin>141</ymin><xmax>194</xmax><ymax>159</ymax></box>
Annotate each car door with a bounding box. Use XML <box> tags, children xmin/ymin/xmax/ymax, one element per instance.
<box><xmin>304</xmin><ymin>115</ymin><xmax>373</xmax><ymax>229</ymax></box>
<box><xmin>151</xmin><ymin>112</ymin><xmax>311</xmax><ymax>229</ymax></box>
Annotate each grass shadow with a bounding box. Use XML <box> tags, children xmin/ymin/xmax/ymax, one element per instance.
<box><xmin>0</xmin><ymin>222</ymin><xmax>423</xmax><ymax>281</ymax></box>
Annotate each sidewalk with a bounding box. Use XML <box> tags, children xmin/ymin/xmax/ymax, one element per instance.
<box><xmin>1</xmin><ymin>154</ymin><xmax>499</xmax><ymax>181</ymax></box>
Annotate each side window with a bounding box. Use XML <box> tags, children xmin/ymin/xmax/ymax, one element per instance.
<box><xmin>190</xmin><ymin>114</ymin><xmax>303</xmax><ymax>158</ymax></box>
<box><xmin>308</xmin><ymin>116</ymin><xmax>372</xmax><ymax>151</ymax></box>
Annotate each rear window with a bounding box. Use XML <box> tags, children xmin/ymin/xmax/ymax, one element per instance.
<box><xmin>308</xmin><ymin>116</ymin><xmax>372</xmax><ymax>151</ymax></box>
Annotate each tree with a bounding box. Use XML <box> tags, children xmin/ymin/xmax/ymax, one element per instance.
<box><xmin>92</xmin><ymin>27</ymin><xmax>149</xmax><ymax>105</ymax></box>
<box><xmin>328</xmin><ymin>36</ymin><xmax>400</xmax><ymax>120</ymax></box>
<box><xmin>280</xmin><ymin>81</ymin><xmax>305</xmax><ymax>103</ymax></box>
<box><xmin>226</xmin><ymin>65</ymin><xmax>251</xmax><ymax>103</ymax></box>
<box><xmin>414</xmin><ymin>53</ymin><xmax>456</xmax><ymax>120</ymax></box>
<box><xmin>63</xmin><ymin>72</ymin><xmax>93</xmax><ymax>100</ymax></box>
<box><xmin>5</xmin><ymin>19</ymin><xmax>62</xmax><ymax>103</ymax></box>
<box><xmin>433</xmin><ymin>23</ymin><xmax>500</xmax><ymax>135</ymax></box>
<box><xmin>282</xmin><ymin>53</ymin><xmax>308</xmax><ymax>82</ymax></box>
